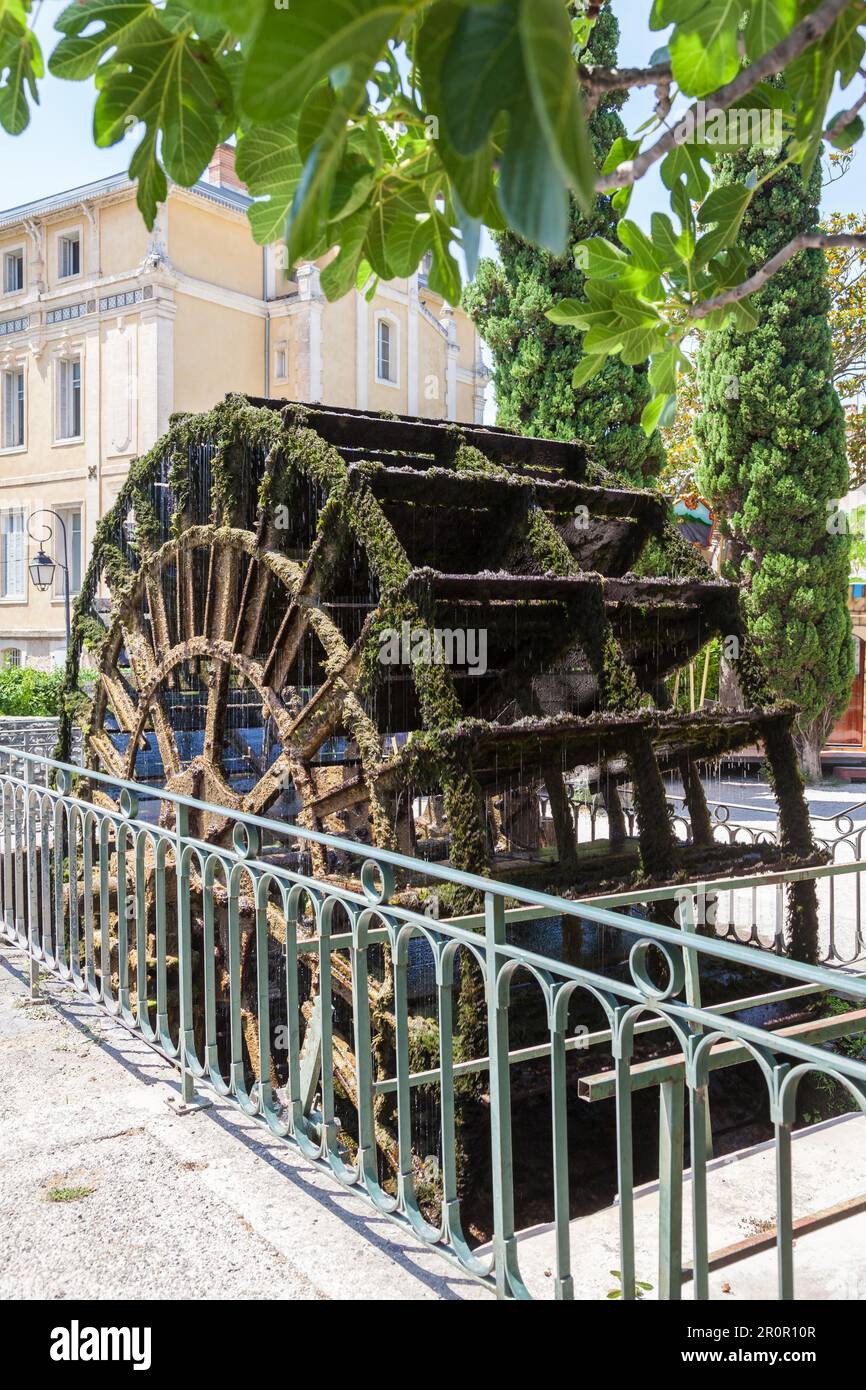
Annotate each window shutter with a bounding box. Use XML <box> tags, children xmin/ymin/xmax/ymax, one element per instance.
<box><xmin>73</xmin><ymin>360</ymin><xmax>81</xmax><ymax>437</ymax></box>
<box><xmin>378</xmin><ymin>321</ymin><xmax>391</xmax><ymax>380</ymax></box>
<box><xmin>1</xmin><ymin>513</ymin><xmax>23</xmax><ymax>598</ymax></box>
<box><xmin>2</xmin><ymin>372</ymin><xmax>10</xmax><ymax>449</ymax></box>
<box><xmin>72</xmin><ymin>511</ymin><xmax>82</xmax><ymax>593</ymax></box>
<box><xmin>12</xmin><ymin>514</ymin><xmax>23</xmax><ymax>596</ymax></box>
<box><xmin>58</xmin><ymin>360</ymin><xmax>66</xmax><ymax>437</ymax></box>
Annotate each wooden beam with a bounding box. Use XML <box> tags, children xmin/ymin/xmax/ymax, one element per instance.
<box><xmin>579</xmin><ymin>1009</ymin><xmax>866</xmax><ymax>1103</ymax></box>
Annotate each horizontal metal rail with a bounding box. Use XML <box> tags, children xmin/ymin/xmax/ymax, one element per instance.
<box><xmin>579</xmin><ymin>1010</ymin><xmax>866</xmax><ymax>1101</ymax></box>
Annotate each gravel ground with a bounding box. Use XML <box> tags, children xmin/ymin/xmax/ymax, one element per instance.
<box><xmin>0</xmin><ymin>1129</ymin><xmax>319</xmax><ymax>1301</ymax></box>
<box><xmin>0</xmin><ymin>944</ymin><xmax>488</xmax><ymax>1302</ymax></box>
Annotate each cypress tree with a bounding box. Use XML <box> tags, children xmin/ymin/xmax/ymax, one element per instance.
<box><xmin>463</xmin><ymin>6</ymin><xmax>664</xmax><ymax>485</ymax></box>
<box><xmin>696</xmin><ymin>151</ymin><xmax>852</xmax><ymax>781</ymax></box>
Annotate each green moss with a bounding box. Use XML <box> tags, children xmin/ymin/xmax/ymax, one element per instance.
<box><xmin>577</xmin><ymin>583</ymin><xmax>641</xmax><ymax>714</ymax></box>
<box><xmin>454</xmin><ymin>440</ymin><xmax>504</xmax><ymax>477</ymax></box>
<box><xmin>408</xmin><ymin>1015</ymin><xmax>441</xmax><ymax>1072</ymax></box>
<box><xmin>636</xmin><ymin>521</ymin><xmax>714</xmax><ymax>580</ymax></box>
<box><xmin>524</xmin><ymin>506</ymin><xmax>574</xmax><ymax>575</ymax></box>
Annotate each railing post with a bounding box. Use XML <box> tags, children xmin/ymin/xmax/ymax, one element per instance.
<box><xmin>689</xmin><ymin>1072</ymin><xmax>710</xmax><ymax>1300</ymax></box>
<box><xmin>23</xmin><ymin>754</ymin><xmax>40</xmax><ymax>1001</ymax></box>
<box><xmin>2</xmin><ymin>777</ymin><xmax>13</xmax><ymax>936</ymax></box>
<box><xmin>613</xmin><ymin>1006</ymin><xmax>636</xmax><ymax>1300</ymax></box>
<box><xmin>775</xmin><ymin>1117</ymin><xmax>795</xmax><ymax>1300</ymax></box>
<box><xmin>658</xmin><ymin>1078</ymin><xmax>684</xmax><ymax>1299</ymax></box>
<box><xmin>436</xmin><ymin>949</ymin><xmax>465</xmax><ymax>1252</ymax></box>
<box><xmin>773</xmin><ymin>1064</ymin><xmax>795</xmax><ymax>1301</ymax></box>
<box><xmin>169</xmin><ymin>802</ymin><xmax>209</xmax><ymax>1113</ymax></box>
<box><xmin>549</xmin><ymin>1001</ymin><xmax>574</xmax><ymax>1300</ymax></box>
<box><xmin>774</xmin><ymin>882</ymin><xmax>785</xmax><ymax>955</ymax></box>
<box><xmin>485</xmin><ymin>889</ymin><xmax>526</xmax><ymax>1298</ymax></box>
<box><xmin>678</xmin><ymin>890</ymin><xmax>713</xmax><ymax>1159</ymax></box>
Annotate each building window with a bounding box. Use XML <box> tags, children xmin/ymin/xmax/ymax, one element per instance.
<box><xmin>54</xmin><ymin>506</ymin><xmax>82</xmax><ymax>598</ymax></box>
<box><xmin>376</xmin><ymin>316</ymin><xmax>398</xmax><ymax>385</ymax></box>
<box><xmin>1</xmin><ymin>368</ymin><xmax>24</xmax><ymax>450</ymax></box>
<box><xmin>274</xmin><ymin>344</ymin><xmax>288</xmax><ymax>381</ymax></box>
<box><xmin>0</xmin><ymin>511</ymin><xmax>24</xmax><ymax>599</ymax></box>
<box><xmin>56</xmin><ymin>356</ymin><xmax>82</xmax><ymax>440</ymax></box>
<box><xmin>2</xmin><ymin>647</ymin><xmax>21</xmax><ymax>668</ymax></box>
<box><xmin>58</xmin><ymin>232</ymin><xmax>81</xmax><ymax>280</ymax></box>
<box><xmin>3</xmin><ymin>250</ymin><xmax>23</xmax><ymax>294</ymax></box>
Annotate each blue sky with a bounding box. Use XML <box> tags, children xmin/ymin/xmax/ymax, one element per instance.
<box><xmin>2</xmin><ymin>3</ymin><xmax>134</xmax><ymax>206</ymax></box>
<box><xmin>615</xmin><ymin>12</ymin><xmax>861</xmax><ymax>227</ymax></box>
<box><xmin>2</xmin><ymin>4</ymin><xmax>860</xmax><ymax>234</ymax></box>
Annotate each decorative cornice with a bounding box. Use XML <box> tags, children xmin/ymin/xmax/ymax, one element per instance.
<box><xmin>0</xmin><ymin>173</ymin><xmax>251</xmax><ymax>234</ymax></box>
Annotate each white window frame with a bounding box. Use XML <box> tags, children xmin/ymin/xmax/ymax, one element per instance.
<box><xmin>273</xmin><ymin>342</ymin><xmax>288</xmax><ymax>382</ymax></box>
<box><xmin>55</xmin><ymin>354</ymin><xmax>83</xmax><ymax>443</ymax></box>
<box><xmin>0</xmin><ymin>510</ymin><xmax>25</xmax><ymax>602</ymax></box>
<box><xmin>53</xmin><ymin>504</ymin><xmax>83</xmax><ymax>599</ymax></box>
<box><xmin>375</xmin><ymin>311</ymin><xmax>400</xmax><ymax>388</ymax></box>
<box><xmin>1</xmin><ymin>362</ymin><xmax>25</xmax><ymax>452</ymax></box>
<box><xmin>2</xmin><ymin>247</ymin><xmax>24</xmax><ymax>295</ymax></box>
<box><xmin>57</xmin><ymin>227</ymin><xmax>82</xmax><ymax>282</ymax></box>
<box><xmin>1</xmin><ymin>647</ymin><xmax>21</xmax><ymax>668</ymax></box>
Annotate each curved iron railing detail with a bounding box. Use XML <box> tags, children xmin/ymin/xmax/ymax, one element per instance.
<box><xmin>2</xmin><ymin>744</ymin><xmax>865</xmax><ymax>1302</ymax></box>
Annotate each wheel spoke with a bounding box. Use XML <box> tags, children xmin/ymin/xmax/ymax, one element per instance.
<box><xmin>100</xmin><ymin>671</ymin><xmax>139</xmax><ymax>735</ymax></box>
<box><xmin>261</xmin><ymin>523</ymin><xmax>338</xmax><ymax>688</ymax></box>
<box><xmin>289</xmin><ymin>757</ymin><xmax>328</xmax><ymax>878</ymax></box>
<box><xmin>178</xmin><ymin>542</ymin><xmax>199</xmax><ymax>643</ymax></box>
<box><xmin>87</xmin><ymin>731</ymin><xmax>126</xmax><ymax>779</ymax></box>
<box><xmin>241</xmin><ymin>751</ymin><xmax>294</xmax><ymax>819</ymax></box>
<box><xmin>233</xmin><ymin>556</ymin><xmax>271</xmax><ymax>657</ymax></box>
<box><xmin>203</xmin><ymin>658</ymin><xmax>231</xmax><ymax>766</ymax></box>
<box><xmin>261</xmin><ymin>601</ymin><xmax>307</xmax><ymax>690</ymax></box>
<box><xmin>201</xmin><ymin>541</ymin><xmax>243</xmax><ymax>774</ymax></box>
<box><xmin>122</xmin><ymin>631</ymin><xmax>182</xmax><ymax>783</ymax></box>
<box><xmin>144</xmin><ymin>702</ymin><xmax>183</xmax><ymax>782</ymax></box>
<box><xmin>204</xmin><ymin>540</ymin><xmax>240</xmax><ymax>643</ymax></box>
<box><xmin>285</xmin><ymin>658</ymin><xmax>361</xmax><ymax>761</ymax></box>
<box><xmin>144</xmin><ymin>572</ymin><xmax>175</xmax><ymax>687</ymax></box>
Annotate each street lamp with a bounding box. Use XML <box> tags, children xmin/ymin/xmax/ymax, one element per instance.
<box><xmin>27</xmin><ymin>510</ymin><xmax>71</xmax><ymax>646</ymax></box>
<box><xmin>29</xmin><ymin>548</ymin><xmax>56</xmax><ymax>591</ymax></box>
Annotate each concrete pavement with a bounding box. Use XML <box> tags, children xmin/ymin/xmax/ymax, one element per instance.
<box><xmin>0</xmin><ymin>943</ymin><xmax>490</xmax><ymax>1302</ymax></box>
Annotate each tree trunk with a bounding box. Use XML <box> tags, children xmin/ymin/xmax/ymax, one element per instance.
<box><xmin>794</xmin><ymin>719</ymin><xmax>827</xmax><ymax>784</ymax></box>
<box><xmin>601</xmin><ymin>767</ymin><xmax>627</xmax><ymax>850</ymax></box>
<box><xmin>763</xmin><ymin>719</ymin><xmax>820</xmax><ymax>964</ymax></box>
<box><xmin>718</xmin><ymin>656</ymin><xmax>743</xmax><ymax>710</ymax></box>
<box><xmin>678</xmin><ymin>755</ymin><xmax>714</xmax><ymax>847</ymax></box>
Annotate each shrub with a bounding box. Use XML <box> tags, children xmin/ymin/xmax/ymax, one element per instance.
<box><xmin>0</xmin><ymin>666</ymin><xmax>66</xmax><ymax>717</ymax></box>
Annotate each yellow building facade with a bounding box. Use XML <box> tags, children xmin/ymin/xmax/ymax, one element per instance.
<box><xmin>0</xmin><ymin>145</ymin><xmax>488</xmax><ymax>666</ymax></box>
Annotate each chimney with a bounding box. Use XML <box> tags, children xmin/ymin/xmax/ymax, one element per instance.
<box><xmin>206</xmin><ymin>143</ymin><xmax>246</xmax><ymax>193</ymax></box>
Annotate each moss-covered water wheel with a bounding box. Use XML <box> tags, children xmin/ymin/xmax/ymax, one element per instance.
<box><xmin>60</xmin><ymin>395</ymin><xmax>821</xmax><ymax>1194</ymax></box>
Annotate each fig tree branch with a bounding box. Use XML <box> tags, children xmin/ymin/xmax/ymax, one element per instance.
<box><xmin>689</xmin><ymin>233</ymin><xmax>866</xmax><ymax>320</ymax></box>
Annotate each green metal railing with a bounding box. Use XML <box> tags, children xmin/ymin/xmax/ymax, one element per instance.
<box><xmin>2</xmin><ymin>743</ymin><xmax>866</xmax><ymax>1301</ymax></box>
